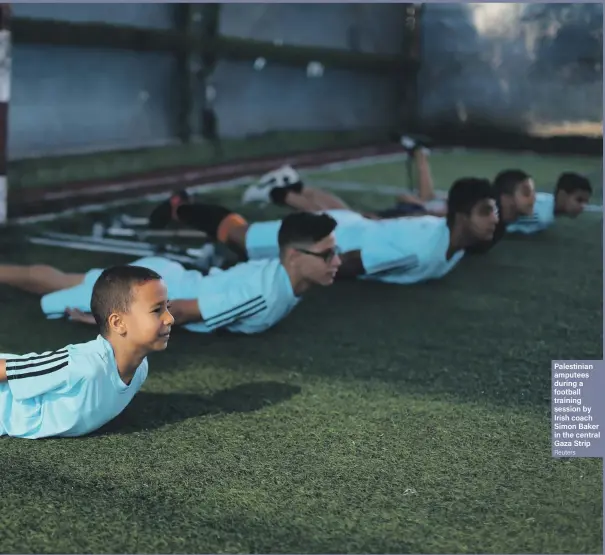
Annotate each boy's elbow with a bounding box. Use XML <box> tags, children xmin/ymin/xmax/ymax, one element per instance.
<box><xmin>336</xmin><ymin>250</ymin><xmax>365</xmax><ymax>279</ymax></box>
<box><xmin>169</xmin><ymin>300</ymin><xmax>201</xmax><ymax>325</ymax></box>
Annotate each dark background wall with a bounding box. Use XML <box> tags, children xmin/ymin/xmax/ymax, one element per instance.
<box><xmin>420</xmin><ymin>3</ymin><xmax>602</xmax><ymax>132</ymax></box>
<box><xmin>7</xmin><ymin>3</ymin><xmax>602</xmax><ymax>160</ymax></box>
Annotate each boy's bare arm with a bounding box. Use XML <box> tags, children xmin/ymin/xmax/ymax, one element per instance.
<box><xmin>0</xmin><ymin>360</ymin><xmax>6</xmax><ymax>383</ymax></box>
<box><xmin>396</xmin><ymin>192</ymin><xmax>424</xmax><ymax>205</ymax></box>
<box><xmin>65</xmin><ymin>308</ymin><xmax>96</xmax><ymax>325</ymax></box>
<box><xmin>168</xmin><ymin>299</ymin><xmax>202</xmax><ymax>325</ymax></box>
<box><xmin>336</xmin><ymin>250</ymin><xmax>366</xmax><ymax>279</ymax></box>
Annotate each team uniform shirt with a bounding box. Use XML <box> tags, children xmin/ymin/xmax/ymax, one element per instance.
<box><xmin>358</xmin><ymin>216</ymin><xmax>464</xmax><ymax>284</ymax></box>
<box><xmin>0</xmin><ymin>335</ymin><xmax>147</xmax><ymax>439</ymax></box>
<box><xmin>506</xmin><ymin>192</ymin><xmax>555</xmax><ymax>234</ymax></box>
<box><xmin>245</xmin><ymin>209</ymin><xmax>374</xmax><ymax>260</ymax></box>
<box><xmin>182</xmin><ymin>258</ymin><xmax>300</xmax><ymax>335</ymax></box>
<box><xmin>40</xmin><ymin>256</ymin><xmax>300</xmax><ymax>335</ymax></box>
<box><xmin>246</xmin><ymin>209</ymin><xmax>462</xmax><ymax>284</ymax></box>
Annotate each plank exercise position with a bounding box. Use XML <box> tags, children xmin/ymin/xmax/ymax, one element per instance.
<box><xmin>0</xmin><ymin>213</ymin><xmax>340</xmax><ymax>335</ymax></box>
<box><xmin>148</xmin><ymin>177</ymin><xmax>499</xmax><ymax>285</ymax></box>
<box><xmin>0</xmin><ymin>265</ymin><xmax>172</xmax><ymax>439</ymax></box>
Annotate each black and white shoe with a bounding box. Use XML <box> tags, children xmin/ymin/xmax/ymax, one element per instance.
<box><xmin>241</xmin><ymin>165</ymin><xmax>302</xmax><ymax>205</ymax></box>
<box><xmin>399</xmin><ymin>135</ymin><xmax>431</xmax><ymax>156</ymax></box>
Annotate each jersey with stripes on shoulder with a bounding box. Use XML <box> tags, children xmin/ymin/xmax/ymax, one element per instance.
<box><xmin>182</xmin><ymin>257</ymin><xmax>301</xmax><ymax>334</ymax></box>
<box><xmin>0</xmin><ymin>335</ymin><xmax>147</xmax><ymax>439</ymax></box>
<box><xmin>39</xmin><ymin>256</ymin><xmax>299</xmax><ymax>335</ymax></box>
<box><xmin>506</xmin><ymin>192</ymin><xmax>556</xmax><ymax>234</ymax></box>
<box><xmin>358</xmin><ymin>216</ymin><xmax>464</xmax><ymax>284</ymax></box>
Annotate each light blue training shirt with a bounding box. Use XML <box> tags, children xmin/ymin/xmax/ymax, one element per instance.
<box><xmin>0</xmin><ymin>335</ymin><xmax>147</xmax><ymax>439</ymax></box>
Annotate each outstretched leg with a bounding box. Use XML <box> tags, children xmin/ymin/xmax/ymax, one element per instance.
<box><xmin>275</xmin><ymin>187</ymin><xmax>350</xmax><ymax>212</ymax></box>
<box><xmin>242</xmin><ymin>165</ymin><xmax>350</xmax><ymax>212</ymax></box>
<box><xmin>413</xmin><ymin>148</ymin><xmax>437</xmax><ymax>202</ymax></box>
<box><xmin>300</xmin><ymin>188</ymin><xmax>350</xmax><ymax>210</ymax></box>
<box><xmin>396</xmin><ymin>142</ymin><xmax>437</xmax><ymax>203</ymax></box>
<box><xmin>0</xmin><ymin>264</ymin><xmax>85</xmax><ymax>295</ymax></box>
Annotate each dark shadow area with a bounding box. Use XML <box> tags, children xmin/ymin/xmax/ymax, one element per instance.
<box><xmin>92</xmin><ymin>381</ymin><xmax>301</xmax><ymax>436</ymax></box>
<box><xmin>135</xmin><ymin>224</ymin><xmax>601</xmax><ymax>412</ymax></box>
<box><xmin>0</xmin><ymin>447</ymin><xmax>600</xmax><ymax>555</ymax></box>
<box><xmin>0</xmin><ymin>232</ymin><xmax>601</xmax><ymax>414</ymax></box>
<box><xmin>0</xmin><ymin>214</ymin><xmax>600</xmax><ymax>416</ymax></box>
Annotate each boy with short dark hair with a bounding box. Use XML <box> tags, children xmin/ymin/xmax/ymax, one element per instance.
<box><xmin>506</xmin><ymin>172</ymin><xmax>593</xmax><ymax>234</ymax></box>
<box><xmin>464</xmin><ymin>168</ymin><xmax>536</xmax><ymax>254</ymax></box>
<box><xmin>336</xmin><ymin>177</ymin><xmax>499</xmax><ymax>282</ymax></box>
<box><xmin>0</xmin><ymin>213</ymin><xmax>341</xmax><ymax>336</ymax></box>
<box><xmin>0</xmin><ymin>265</ymin><xmax>173</xmax><ymax>439</ymax></box>
<box><xmin>149</xmin><ymin>177</ymin><xmax>498</xmax><ymax>285</ymax></box>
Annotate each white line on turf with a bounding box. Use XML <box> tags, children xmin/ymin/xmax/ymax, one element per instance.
<box><xmin>12</xmin><ymin>154</ymin><xmax>409</xmax><ymax>225</ymax></box>
<box><xmin>12</xmin><ymin>150</ymin><xmax>603</xmax><ymax>224</ymax></box>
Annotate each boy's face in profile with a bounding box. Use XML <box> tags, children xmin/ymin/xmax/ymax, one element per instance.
<box><xmin>466</xmin><ymin>198</ymin><xmax>499</xmax><ymax>241</ymax></box>
<box><xmin>120</xmin><ymin>279</ymin><xmax>174</xmax><ymax>352</ymax></box>
<box><xmin>559</xmin><ymin>189</ymin><xmax>591</xmax><ymax>217</ymax></box>
<box><xmin>293</xmin><ymin>233</ymin><xmax>342</xmax><ymax>287</ymax></box>
<box><xmin>512</xmin><ymin>178</ymin><xmax>536</xmax><ymax>217</ymax></box>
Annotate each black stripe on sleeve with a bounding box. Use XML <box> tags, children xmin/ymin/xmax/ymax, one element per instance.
<box><xmin>204</xmin><ymin>297</ymin><xmax>268</xmax><ymax>330</ymax></box>
<box><xmin>367</xmin><ymin>255</ymin><xmax>420</xmax><ymax>276</ymax></box>
<box><xmin>7</xmin><ymin>360</ymin><xmax>70</xmax><ymax>381</ymax></box>
<box><xmin>6</xmin><ymin>349</ymin><xmax>70</xmax><ymax>380</ymax></box>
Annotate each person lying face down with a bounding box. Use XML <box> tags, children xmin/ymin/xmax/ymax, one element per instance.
<box><xmin>147</xmin><ymin>176</ymin><xmax>498</xmax><ymax>286</ymax></box>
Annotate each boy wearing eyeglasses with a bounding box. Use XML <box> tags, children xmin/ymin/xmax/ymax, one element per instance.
<box><xmin>148</xmin><ymin>176</ymin><xmax>498</xmax><ymax>285</ymax></box>
<box><xmin>0</xmin><ymin>213</ymin><xmax>341</xmax><ymax>335</ymax></box>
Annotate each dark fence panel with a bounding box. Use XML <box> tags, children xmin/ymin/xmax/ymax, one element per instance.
<box><xmin>210</xmin><ymin>60</ymin><xmax>400</xmax><ymax>138</ymax></box>
<box><xmin>5</xmin><ymin>3</ymin><xmax>602</xmax><ymax>162</ymax></box>
<box><xmin>10</xmin><ymin>45</ymin><xmax>178</xmax><ymax>159</ymax></box>
<box><xmin>11</xmin><ymin>3</ymin><xmax>174</xmax><ymax>29</ymax></box>
<box><xmin>219</xmin><ymin>3</ymin><xmax>406</xmax><ymax>55</ymax></box>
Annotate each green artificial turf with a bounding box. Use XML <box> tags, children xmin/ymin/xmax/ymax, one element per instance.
<box><xmin>0</xmin><ymin>153</ymin><xmax>602</xmax><ymax>554</ymax></box>
<box><xmin>7</xmin><ymin>130</ymin><xmax>386</xmax><ymax>191</ymax></box>
<box><xmin>311</xmin><ymin>149</ymin><xmax>604</xmax><ymax>201</ymax></box>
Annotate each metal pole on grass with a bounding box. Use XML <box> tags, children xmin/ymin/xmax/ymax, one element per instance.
<box><xmin>0</xmin><ymin>4</ymin><xmax>10</xmax><ymax>226</ymax></box>
<box><xmin>402</xmin><ymin>3</ymin><xmax>423</xmax><ymax>135</ymax></box>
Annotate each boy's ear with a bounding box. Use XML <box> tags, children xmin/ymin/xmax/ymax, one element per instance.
<box><xmin>281</xmin><ymin>246</ymin><xmax>297</xmax><ymax>262</ymax></box>
<box><xmin>107</xmin><ymin>312</ymin><xmax>127</xmax><ymax>336</ymax></box>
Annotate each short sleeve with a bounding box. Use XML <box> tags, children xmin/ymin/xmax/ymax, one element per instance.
<box><xmin>4</xmin><ymin>347</ymin><xmax>77</xmax><ymax>400</ymax></box>
<box><xmin>360</xmin><ymin>222</ymin><xmax>423</xmax><ymax>276</ymax></box>
<box><xmin>196</xmin><ymin>275</ymin><xmax>269</xmax><ymax>332</ymax></box>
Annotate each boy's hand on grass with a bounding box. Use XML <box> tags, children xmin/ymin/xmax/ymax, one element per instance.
<box><xmin>65</xmin><ymin>308</ymin><xmax>96</xmax><ymax>325</ymax></box>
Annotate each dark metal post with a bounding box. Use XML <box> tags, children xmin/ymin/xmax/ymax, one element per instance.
<box><xmin>401</xmin><ymin>3</ymin><xmax>423</xmax><ymax>134</ymax></box>
<box><xmin>0</xmin><ymin>3</ymin><xmax>11</xmax><ymax>225</ymax></box>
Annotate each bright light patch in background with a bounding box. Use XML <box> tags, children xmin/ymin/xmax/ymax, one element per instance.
<box><xmin>306</xmin><ymin>61</ymin><xmax>324</xmax><ymax>78</ymax></box>
<box><xmin>468</xmin><ymin>3</ymin><xmax>524</xmax><ymax>38</ymax></box>
<box><xmin>253</xmin><ymin>57</ymin><xmax>266</xmax><ymax>71</ymax></box>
